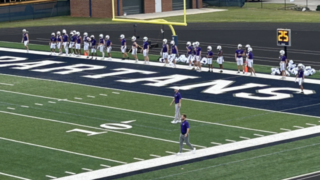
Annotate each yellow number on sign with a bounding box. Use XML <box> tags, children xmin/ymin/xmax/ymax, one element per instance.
<box><xmin>278</xmin><ymin>30</ymin><xmax>289</xmax><ymax>42</ymax></box>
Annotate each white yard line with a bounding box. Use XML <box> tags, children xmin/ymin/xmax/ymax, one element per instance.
<box><xmin>99</xmin><ymin>94</ymin><xmax>108</xmax><ymax>96</ymax></box>
<box><xmin>150</xmin><ymin>154</ymin><xmax>161</xmax><ymax>158</ymax></box>
<box><xmin>210</xmin><ymin>142</ymin><xmax>222</xmax><ymax>145</ymax></box>
<box><xmin>112</xmin><ymin>92</ymin><xmax>120</xmax><ymax>94</ymax></box>
<box><xmin>0</xmin><ymin>82</ymin><xmax>14</xmax><ymax>86</ymax></box>
<box><xmin>87</xmin><ymin>95</ymin><xmax>95</xmax><ymax>98</ymax></box>
<box><xmin>0</xmin><ymin>89</ymin><xmax>276</xmax><ymax>134</ymax></box>
<box><xmin>7</xmin><ymin>107</ymin><xmax>15</xmax><ymax>110</ymax></box>
<box><xmin>0</xmin><ymin>136</ymin><xmax>126</xmax><ymax>164</ymax></box>
<box><xmin>254</xmin><ymin>134</ymin><xmax>265</xmax><ymax>137</ymax></box>
<box><xmin>100</xmin><ymin>164</ymin><xmax>111</xmax><ymax>168</ymax></box>
<box><xmin>0</xmin><ymin>110</ymin><xmax>205</xmax><ymax>148</ymax></box>
<box><xmin>306</xmin><ymin>123</ymin><xmax>317</xmax><ymax>126</ymax></box>
<box><xmin>165</xmin><ymin>151</ymin><xmax>176</xmax><ymax>155</ymax></box>
<box><xmin>46</xmin><ymin>175</ymin><xmax>57</xmax><ymax>179</ymax></box>
<box><xmin>239</xmin><ymin>136</ymin><xmax>251</xmax><ymax>140</ymax></box>
<box><xmin>55</xmin><ymin>125</ymin><xmax>320</xmax><ymax>180</ymax></box>
<box><xmin>35</xmin><ymin>103</ymin><xmax>43</xmax><ymax>106</ymax></box>
<box><xmin>225</xmin><ymin>139</ymin><xmax>236</xmax><ymax>143</ymax></box>
<box><xmin>293</xmin><ymin>126</ymin><xmax>304</xmax><ymax>129</ymax></box>
<box><xmin>0</xmin><ymin>70</ymin><xmax>318</xmax><ymax>122</ymax></box>
<box><xmin>280</xmin><ymin>128</ymin><xmax>291</xmax><ymax>131</ymax></box>
<box><xmin>82</xmin><ymin>168</ymin><xmax>92</xmax><ymax>172</ymax></box>
<box><xmin>0</xmin><ymin>172</ymin><xmax>30</xmax><ymax>180</ymax></box>
<box><xmin>133</xmin><ymin>158</ymin><xmax>144</xmax><ymax>161</ymax></box>
<box><xmin>48</xmin><ymin>101</ymin><xmax>56</xmax><ymax>104</ymax></box>
<box><xmin>21</xmin><ymin>105</ymin><xmax>29</xmax><ymax>108</ymax></box>
<box><xmin>74</xmin><ymin>97</ymin><xmax>82</xmax><ymax>100</ymax></box>
<box><xmin>65</xmin><ymin>172</ymin><xmax>76</xmax><ymax>175</ymax></box>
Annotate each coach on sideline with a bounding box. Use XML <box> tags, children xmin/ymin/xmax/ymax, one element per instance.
<box><xmin>178</xmin><ymin>114</ymin><xmax>196</xmax><ymax>155</ymax></box>
<box><xmin>170</xmin><ymin>88</ymin><xmax>181</xmax><ymax>124</ymax></box>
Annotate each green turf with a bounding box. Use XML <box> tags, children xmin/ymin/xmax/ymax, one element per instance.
<box><xmin>120</xmin><ymin>136</ymin><xmax>320</xmax><ymax>180</ymax></box>
<box><xmin>0</xmin><ymin>67</ymin><xmax>318</xmax><ymax>179</ymax></box>
<box><xmin>1</xmin><ymin>41</ymin><xmax>319</xmax><ymax>79</ymax></box>
<box><xmin>0</xmin><ymin>3</ymin><xmax>319</xmax><ymax>29</ymax></box>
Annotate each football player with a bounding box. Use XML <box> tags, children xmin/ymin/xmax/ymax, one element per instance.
<box><xmin>75</xmin><ymin>31</ymin><xmax>82</xmax><ymax>56</ymax></box>
<box><xmin>90</xmin><ymin>35</ymin><xmax>97</xmax><ymax>60</ymax></box>
<box><xmin>247</xmin><ymin>47</ymin><xmax>255</xmax><ymax>76</ymax></box>
<box><xmin>69</xmin><ymin>31</ymin><xmax>76</xmax><ymax>56</ymax></box>
<box><xmin>217</xmin><ymin>45</ymin><xmax>223</xmax><ymax>73</ymax></box>
<box><xmin>49</xmin><ymin>32</ymin><xmax>56</xmax><ymax>56</ymax></box>
<box><xmin>99</xmin><ymin>34</ymin><xmax>105</xmax><ymax>60</ymax></box>
<box><xmin>131</xmin><ymin>36</ymin><xmax>138</xmax><ymax>63</ymax></box>
<box><xmin>105</xmin><ymin>35</ymin><xmax>112</xmax><ymax>60</ymax></box>
<box><xmin>295</xmin><ymin>65</ymin><xmax>304</xmax><ymax>93</ymax></box>
<box><xmin>56</xmin><ymin>31</ymin><xmax>62</xmax><ymax>55</ymax></box>
<box><xmin>279</xmin><ymin>50</ymin><xmax>288</xmax><ymax>79</ymax></box>
<box><xmin>186</xmin><ymin>42</ymin><xmax>193</xmax><ymax>68</ymax></box>
<box><xmin>235</xmin><ymin>44</ymin><xmax>245</xmax><ymax>74</ymax></box>
<box><xmin>120</xmin><ymin>34</ymin><xmax>129</xmax><ymax>60</ymax></box>
<box><xmin>62</xmin><ymin>29</ymin><xmax>69</xmax><ymax>56</ymax></box>
<box><xmin>143</xmin><ymin>37</ymin><xmax>150</xmax><ymax>64</ymax></box>
<box><xmin>170</xmin><ymin>40</ymin><xmax>179</xmax><ymax>68</ymax></box>
<box><xmin>207</xmin><ymin>46</ymin><xmax>213</xmax><ymax>72</ymax></box>
<box><xmin>21</xmin><ymin>29</ymin><xmax>29</xmax><ymax>53</ymax></box>
<box><xmin>161</xmin><ymin>39</ymin><xmax>169</xmax><ymax>66</ymax></box>
<box><xmin>83</xmin><ymin>32</ymin><xmax>90</xmax><ymax>58</ymax></box>
<box><xmin>195</xmin><ymin>41</ymin><xmax>202</xmax><ymax>72</ymax></box>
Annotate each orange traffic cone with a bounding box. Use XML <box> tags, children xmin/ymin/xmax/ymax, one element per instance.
<box><xmin>84</xmin><ymin>52</ymin><xmax>88</xmax><ymax>56</ymax></box>
<box><xmin>245</xmin><ymin>61</ymin><xmax>248</xmax><ymax>72</ymax></box>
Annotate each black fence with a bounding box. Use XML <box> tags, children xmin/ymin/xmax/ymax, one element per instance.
<box><xmin>203</xmin><ymin>0</ymin><xmax>246</xmax><ymax>7</ymax></box>
<box><xmin>0</xmin><ymin>0</ymin><xmax>70</xmax><ymax>22</ymax></box>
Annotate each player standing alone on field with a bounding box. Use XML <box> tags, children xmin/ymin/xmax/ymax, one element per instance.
<box><xmin>161</xmin><ymin>39</ymin><xmax>169</xmax><ymax>66</ymax></box>
<box><xmin>120</xmin><ymin>34</ymin><xmax>129</xmax><ymax>60</ymax></box>
<box><xmin>217</xmin><ymin>45</ymin><xmax>223</xmax><ymax>73</ymax></box>
<box><xmin>279</xmin><ymin>50</ymin><xmax>288</xmax><ymax>79</ymax></box>
<box><xmin>143</xmin><ymin>37</ymin><xmax>150</xmax><ymax>64</ymax></box>
<box><xmin>170</xmin><ymin>88</ymin><xmax>182</xmax><ymax>124</ymax></box>
<box><xmin>235</xmin><ymin>44</ymin><xmax>245</xmax><ymax>74</ymax></box>
<box><xmin>296</xmin><ymin>65</ymin><xmax>305</xmax><ymax>93</ymax></box>
<box><xmin>131</xmin><ymin>36</ymin><xmax>138</xmax><ymax>63</ymax></box>
<box><xmin>177</xmin><ymin>114</ymin><xmax>196</xmax><ymax>155</ymax></box>
<box><xmin>207</xmin><ymin>46</ymin><xmax>213</xmax><ymax>72</ymax></box>
<box><xmin>49</xmin><ymin>32</ymin><xmax>56</xmax><ymax>56</ymax></box>
<box><xmin>22</xmin><ymin>29</ymin><xmax>29</xmax><ymax>53</ymax></box>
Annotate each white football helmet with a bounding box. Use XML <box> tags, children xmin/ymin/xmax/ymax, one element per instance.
<box><xmin>186</xmin><ymin>41</ymin><xmax>191</xmax><ymax>46</ymax></box>
<box><xmin>84</xmin><ymin>32</ymin><xmax>88</xmax><ymax>36</ymax></box>
<box><xmin>57</xmin><ymin>31</ymin><xmax>61</xmax><ymax>35</ymax></box>
<box><xmin>195</xmin><ymin>41</ymin><xmax>200</xmax><ymax>47</ymax></box>
<box><xmin>217</xmin><ymin>45</ymin><xmax>222</xmax><ymax>50</ymax></box>
<box><xmin>170</xmin><ymin>40</ymin><xmax>175</xmax><ymax>45</ymax></box>
<box><xmin>207</xmin><ymin>46</ymin><xmax>212</xmax><ymax>51</ymax></box>
<box><xmin>22</xmin><ymin>29</ymin><xmax>26</xmax><ymax>33</ymax></box>
<box><xmin>245</xmin><ymin>44</ymin><xmax>251</xmax><ymax>48</ymax></box>
<box><xmin>51</xmin><ymin>32</ymin><xmax>55</xmax><ymax>36</ymax></box>
<box><xmin>238</xmin><ymin>44</ymin><xmax>242</xmax><ymax>49</ymax></box>
<box><xmin>99</xmin><ymin>34</ymin><xmax>103</xmax><ymax>38</ymax></box>
<box><xmin>311</xmin><ymin>68</ymin><xmax>316</xmax><ymax>74</ymax></box>
<box><xmin>248</xmin><ymin>47</ymin><xmax>253</xmax><ymax>52</ymax></box>
<box><xmin>289</xmin><ymin>60</ymin><xmax>294</xmax><ymax>64</ymax></box>
<box><xmin>280</xmin><ymin>50</ymin><xmax>285</xmax><ymax>55</ymax></box>
<box><xmin>87</xmin><ymin>38</ymin><xmax>91</xmax><ymax>42</ymax></box>
<box><xmin>70</xmin><ymin>31</ymin><xmax>74</xmax><ymax>35</ymax></box>
<box><xmin>62</xmin><ymin>29</ymin><xmax>66</xmax><ymax>34</ymax></box>
<box><xmin>120</xmin><ymin>34</ymin><xmax>125</xmax><ymax>39</ymax></box>
<box><xmin>105</xmin><ymin>35</ymin><xmax>110</xmax><ymax>40</ymax></box>
<box><xmin>76</xmin><ymin>31</ymin><xmax>80</xmax><ymax>36</ymax></box>
<box><xmin>132</xmin><ymin>36</ymin><xmax>136</xmax><ymax>41</ymax></box>
<box><xmin>163</xmin><ymin>39</ymin><xmax>167</xmax><ymax>44</ymax></box>
<box><xmin>192</xmin><ymin>42</ymin><xmax>196</xmax><ymax>46</ymax></box>
<box><xmin>73</xmin><ymin>30</ymin><xmax>76</xmax><ymax>34</ymax></box>
<box><xmin>90</xmin><ymin>35</ymin><xmax>95</xmax><ymax>39</ymax></box>
<box><xmin>143</xmin><ymin>36</ymin><xmax>148</xmax><ymax>42</ymax></box>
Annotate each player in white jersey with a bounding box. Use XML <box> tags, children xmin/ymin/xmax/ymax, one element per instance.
<box><xmin>75</xmin><ymin>31</ymin><xmax>82</xmax><ymax>56</ymax></box>
<box><xmin>99</xmin><ymin>34</ymin><xmax>105</xmax><ymax>60</ymax></box>
<box><xmin>120</xmin><ymin>34</ymin><xmax>129</xmax><ymax>60</ymax></box>
<box><xmin>170</xmin><ymin>40</ymin><xmax>179</xmax><ymax>68</ymax></box>
<box><xmin>217</xmin><ymin>45</ymin><xmax>224</xmax><ymax>73</ymax></box>
<box><xmin>207</xmin><ymin>46</ymin><xmax>213</xmax><ymax>72</ymax></box>
<box><xmin>56</xmin><ymin>31</ymin><xmax>62</xmax><ymax>55</ymax></box>
<box><xmin>186</xmin><ymin>42</ymin><xmax>193</xmax><ymax>68</ymax></box>
<box><xmin>83</xmin><ymin>32</ymin><xmax>90</xmax><ymax>58</ymax></box>
<box><xmin>49</xmin><ymin>32</ymin><xmax>56</xmax><ymax>56</ymax></box>
<box><xmin>161</xmin><ymin>39</ymin><xmax>169</xmax><ymax>66</ymax></box>
<box><xmin>131</xmin><ymin>36</ymin><xmax>139</xmax><ymax>63</ymax></box>
<box><xmin>21</xmin><ymin>29</ymin><xmax>29</xmax><ymax>53</ymax></box>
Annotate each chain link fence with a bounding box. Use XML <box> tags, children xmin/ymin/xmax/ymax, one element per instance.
<box><xmin>0</xmin><ymin>0</ymin><xmax>70</xmax><ymax>22</ymax></box>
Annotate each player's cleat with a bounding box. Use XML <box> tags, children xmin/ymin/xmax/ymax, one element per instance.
<box><xmin>237</xmin><ymin>71</ymin><xmax>240</xmax><ymax>74</ymax></box>
<box><xmin>192</xmin><ymin>148</ymin><xmax>196</xmax><ymax>154</ymax></box>
<box><xmin>164</xmin><ymin>63</ymin><xmax>167</xmax><ymax>67</ymax></box>
<box><xmin>147</xmin><ymin>62</ymin><xmax>150</xmax><ymax>65</ymax></box>
<box><xmin>135</xmin><ymin>59</ymin><xmax>138</xmax><ymax>63</ymax></box>
<box><xmin>208</xmin><ymin>70</ymin><xmax>210</xmax><ymax>72</ymax></box>
<box><xmin>95</xmin><ymin>57</ymin><xmax>97</xmax><ymax>60</ymax></box>
<box><xmin>220</xmin><ymin>70</ymin><xmax>223</xmax><ymax>73</ymax></box>
<box><xmin>301</xmin><ymin>91</ymin><xmax>304</xmax><ymax>94</ymax></box>
<box><xmin>171</xmin><ymin>120</ymin><xmax>177</xmax><ymax>124</ymax></box>
<box><xmin>86</xmin><ymin>56</ymin><xmax>89</xmax><ymax>59</ymax></box>
<box><xmin>176</xmin><ymin>152</ymin><xmax>181</xmax><ymax>156</ymax></box>
<box><xmin>192</xmin><ymin>67</ymin><xmax>195</xmax><ymax>70</ymax></box>
<box><xmin>144</xmin><ymin>61</ymin><xmax>146</xmax><ymax>64</ymax></box>
<box><xmin>122</xmin><ymin>58</ymin><xmax>125</xmax><ymax>60</ymax></box>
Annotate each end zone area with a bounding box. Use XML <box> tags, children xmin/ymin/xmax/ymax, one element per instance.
<box><xmin>0</xmin><ymin>48</ymin><xmax>320</xmax><ymax>179</ymax></box>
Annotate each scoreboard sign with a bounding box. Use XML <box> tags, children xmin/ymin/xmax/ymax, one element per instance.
<box><xmin>277</xmin><ymin>29</ymin><xmax>291</xmax><ymax>46</ymax></box>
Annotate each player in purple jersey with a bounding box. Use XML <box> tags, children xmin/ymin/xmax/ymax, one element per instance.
<box><xmin>105</xmin><ymin>35</ymin><xmax>112</xmax><ymax>60</ymax></box>
<box><xmin>56</xmin><ymin>31</ymin><xmax>62</xmax><ymax>55</ymax></box>
<box><xmin>90</xmin><ymin>35</ymin><xmax>97</xmax><ymax>60</ymax></box>
<box><xmin>21</xmin><ymin>29</ymin><xmax>29</xmax><ymax>53</ymax></box>
<box><xmin>279</xmin><ymin>50</ymin><xmax>288</xmax><ymax>79</ymax></box>
<box><xmin>247</xmin><ymin>47</ymin><xmax>256</xmax><ymax>76</ymax></box>
<box><xmin>295</xmin><ymin>65</ymin><xmax>305</xmax><ymax>93</ymax></box>
<box><xmin>143</xmin><ymin>37</ymin><xmax>150</xmax><ymax>64</ymax></box>
<box><xmin>131</xmin><ymin>36</ymin><xmax>139</xmax><ymax>63</ymax></box>
<box><xmin>235</xmin><ymin>44</ymin><xmax>245</xmax><ymax>74</ymax></box>
<box><xmin>98</xmin><ymin>34</ymin><xmax>105</xmax><ymax>60</ymax></box>
<box><xmin>68</xmin><ymin>31</ymin><xmax>75</xmax><ymax>56</ymax></box>
<box><xmin>120</xmin><ymin>34</ymin><xmax>129</xmax><ymax>60</ymax></box>
<box><xmin>217</xmin><ymin>45</ymin><xmax>223</xmax><ymax>73</ymax></box>
<box><xmin>75</xmin><ymin>31</ymin><xmax>82</xmax><ymax>56</ymax></box>
<box><xmin>186</xmin><ymin>42</ymin><xmax>193</xmax><ymax>68</ymax></box>
<box><xmin>194</xmin><ymin>41</ymin><xmax>202</xmax><ymax>72</ymax></box>
<box><xmin>207</xmin><ymin>46</ymin><xmax>214</xmax><ymax>72</ymax></box>
<box><xmin>49</xmin><ymin>32</ymin><xmax>57</xmax><ymax>56</ymax></box>
<box><xmin>170</xmin><ymin>40</ymin><xmax>179</xmax><ymax>68</ymax></box>
<box><xmin>83</xmin><ymin>32</ymin><xmax>90</xmax><ymax>58</ymax></box>
<box><xmin>161</xmin><ymin>39</ymin><xmax>169</xmax><ymax>66</ymax></box>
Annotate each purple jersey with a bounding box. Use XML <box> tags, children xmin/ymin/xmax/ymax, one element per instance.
<box><xmin>172</xmin><ymin>45</ymin><xmax>177</xmax><ymax>54</ymax></box>
<box><xmin>207</xmin><ymin>51</ymin><xmax>213</xmax><ymax>57</ymax></box>
<box><xmin>23</xmin><ymin>33</ymin><xmax>28</xmax><ymax>41</ymax></box>
<box><xmin>106</xmin><ymin>40</ymin><xmax>111</xmax><ymax>47</ymax></box>
<box><xmin>298</xmin><ymin>69</ymin><xmax>304</xmax><ymax>78</ymax></box>
<box><xmin>63</xmin><ymin>35</ymin><xmax>68</xmax><ymax>42</ymax></box>
<box><xmin>91</xmin><ymin>39</ymin><xmax>96</xmax><ymax>46</ymax></box>
<box><xmin>99</xmin><ymin>38</ymin><xmax>104</xmax><ymax>44</ymax></box>
<box><xmin>281</xmin><ymin>55</ymin><xmax>287</xmax><ymax>62</ymax></box>
<box><xmin>248</xmin><ymin>52</ymin><xmax>253</xmax><ymax>59</ymax></box>
<box><xmin>121</xmin><ymin>39</ymin><xmax>126</xmax><ymax>46</ymax></box>
<box><xmin>196</xmin><ymin>47</ymin><xmax>201</xmax><ymax>56</ymax></box>
<box><xmin>77</xmin><ymin>36</ymin><xmax>81</xmax><ymax>44</ymax></box>
<box><xmin>84</xmin><ymin>36</ymin><xmax>88</xmax><ymax>42</ymax></box>
<box><xmin>236</xmin><ymin>49</ymin><xmax>244</xmax><ymax>58</ymax></box>
<box><xmin>162</xmin><ymin>44</ymin><xmax>168</xmax><ymax>52</ymax></box>
<box><xmin>143</xmin><ymin>42</ymin><xmax>149</xmax><ymax>50</ymax></box>
<box><xmin>218</xmin><ymin>50</ymin><xmax>223</xmax><ymax>56</ymax></box>
<box><xmin>187</xmin><ymin>46</ymin><xmax>192</xmax><ymax>54</ymax></box>
<box><xmin>50</xmin><ymin>37</ymin><xmax>56</xmax><ymax>42</ymax></box>
<box><xmin>57</xmin><ymin>36</ymin><xmax>61</xmax><ymax>42</ymax></box>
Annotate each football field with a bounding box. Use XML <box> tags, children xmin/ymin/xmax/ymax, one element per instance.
<box><xmin>1</xmin><ymin>48</ymin><xmax>320</xmax><ymax>179</ymax></box>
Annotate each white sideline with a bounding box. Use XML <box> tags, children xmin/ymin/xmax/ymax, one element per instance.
<box><xmin>0</xmin><ymin>110</ymin><xmax>205</xmax><ymax>148</ymax></box>
<box><xmin>0</xmin><ymin>89</ymin><xmax>276</xmax><ymax>134</ymax></box>
<box><xmin>0</xmin><ymin>82</ymin><xmax>13</xmax><ymax>86</ymax></box>
<box><xmin>282</xmin><ymin>170</ymin><xmax>320</xmax><ymax>180</ymax></box>
<box><xmin>55</xmin><ymin>125</ymin><xmax>320</xmax><ymax>180</ymax></box>
<box><xmin>0</xmin><ymin>172</ymin><xmax>30</xmax><ymax>180</ymax></box>
<box><xmin>0</xmin><ymin>136</ymin><xmax>126</xmax><ymax>164</ymax></box>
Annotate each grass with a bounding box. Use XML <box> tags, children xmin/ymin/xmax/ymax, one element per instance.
<box><xmin>0</xmin><ymin>71</ymin><xmax>319</xmax><ymax>179</ymax></box>
<box><xmin>0</xmin><ymin>3</ymin><xmax>319</xmax><ymax>29</ymax></box>
<box><xmin>1</xmin><ymin>41</ymin><xmax>320</xmax><ymax>79</ymax></box>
